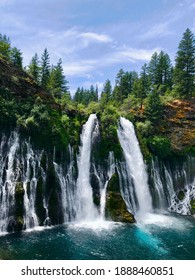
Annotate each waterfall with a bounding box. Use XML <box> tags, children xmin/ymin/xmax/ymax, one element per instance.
<box><xmin>150</xmin><ymin>159</ymin><xmax>170</xmax><ymax>209</ymax></box>
<box><xmin>117</xmin><ymin>117</ymin><xmax>152</xmax><ymax>216</ymax></box>
<box><xmin>54</xmin><ymin>145</ymin><xmax>76</xmax><ymax>222</ymax></box>
<box><xmin>150</xmin><ymin>156</ymin><xmax>195</xmax><ymax>215</ymax></box>
<box><xmin>0</xmin><ymin>132</ymin><xmax>19</xmax><ymax>232</ymax></box>
<box><xmin>76</xmin><ymin>114</ymin><xmax>98</xmax><ymax>221</ymax></box>
<box><xmin>117</xmin><ymin>161</ymin><xmax>137</xmax><ymax>214</ymax></box>
<box><xmin>100</xmin><ymin>152</ymin><xmax>115</xmax><ymax>219</ymax></box>
<box><xmin>169</xmin><ymin>181</ymin><xmax>195</xmax><ymax>215</ymax></box>
<box><xmin>22</xmin><ymin>141</ymin><xmax>40</xmax><ymax>229</ymax></box>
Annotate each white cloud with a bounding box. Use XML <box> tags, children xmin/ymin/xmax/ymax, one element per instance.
<box><xmin>61</xmin><ymin>46</ymin><xmax>160</xmax><ymax>78</ymax></box>
<box><xmin>79</xmin><ymin>32</ymin><xmax>113</xmax><ymax>43</ymax></box>
<box><xmin>119</xmin><ymin>47</ymin><xmax>161</xmax><ymax>61</ymax></box>
<box><xmin>101</xmin><ymin>47</ymin><xmax>161</xmax><ymax>67</ymax></box>
<box><xmin>139</xmin><ymin>22</ymin><xmax>173</xmax><ymax>41</ymax></box>
<box><xmin>62</xmin><ymin>60</ymin><xmax>96</xmax><ymax>77</ymax></box>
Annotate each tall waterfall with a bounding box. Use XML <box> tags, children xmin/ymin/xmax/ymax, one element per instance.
<box><xmin>0</xmin><ymin>132</ymin><xmax>19</xmax><ymax>232</ymax></box>
<box><xmin>54</xmin><ymin>145</ymin><xmax>76</xmax><ymax>222</ymax></box>
<box><xmin>22</xmin><ymin>141</ymin><xmax>40</xmax><ymax>229</ymax></box>
<box><xmin>117</xmin><ymin>117</ymin><xmax>152</xmax><ymax>216</ymax></box>
<box><xmin>0</xmin><ymin>117</ymin><xmax>195</xmax><ymax>233</ymax></box>
<box><xmin>76</xmin><ymin>114</ymin><xmax>98</xmax><ymax>221</ymax></box>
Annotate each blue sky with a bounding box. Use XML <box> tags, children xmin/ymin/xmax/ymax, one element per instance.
<box><xmin>0</xmin><ymin>0</ymin><xmax>195</xmax><ymax>94</ymax></box>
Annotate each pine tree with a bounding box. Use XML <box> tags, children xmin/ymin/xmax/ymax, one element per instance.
<box><xmin>101</xmin><ymin>79</ymin><xmax>112</xmax><ymax>104</ymax></box>
<box><xmin>148</xmin><ymin>52</ymin><xmax>159</xmax><ymax>86</ymax></box>
<box><xmin>48</xmin><ymin>58</ymin><xmax>69</xmax><ymax>97</ymax></box>
<box><xmin>157</xmin><ymin>51</ymin><xmax>172</xmax><ymax>88</ymax></box>
<box><xmin>0</xmin><ymin>34</ymin><xmax>11</xmax><ymax>58</ymax></box>
<box><xmin>174</xmin><ymin>28</ymin><xmax>195</xmax><ymax>98</ymax></box>
<box><xmin>41</xmin><ymin>48</ymin><xmax>50</xmax><ymax>89</ymax></box>
<box><xmin>10</xmin><ymin>47</ymin><xmax>23</xmax><ymax>69</ymax></box>
<box><xmin>132</xmin><ymin>64</ymin><xmax>150</xmax><ymax>109</ymax></box>
<box><xmin>113</xmin><ymin>69</ymin><xmax>138</xmax><ymax>102</ymax></box>
<box><xmin>148</xmin><ymin>51</ymin><xmax>173</xmax><ymax>93</ymax></box>
<box><xmin>95</xmin><ymin>84</ymin><xmax>99</xmax><ymax>102</ymax></box>
<box><xmin>28</xmin><ymin>53</ymin><xmax>40</xmax><ymax>84</ymax></box>
<box><xmin>74</xmin><ymin>87</ymin><xmax>82</xmax><ymax>103</ymax></box>
<box><xmin>145</xmin><ymin>90</ymin><xmax>163</xmax><ymax>124</ymax></box>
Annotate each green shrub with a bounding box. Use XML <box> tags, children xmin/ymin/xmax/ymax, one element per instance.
<box><xmin>148</xmin><ymin>136</ymin><xmax>171</xmax><ymax>158</ymax></box>
<box><xmin>136</xmin><ymin>121</ymin><xmax>153</xmax><ymax>136</ymax></box>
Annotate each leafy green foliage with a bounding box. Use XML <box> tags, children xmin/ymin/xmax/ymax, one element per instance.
<box><xmin>99</xmin><ymin>105</ymin><xmax>121</xmax><ymax>159</ymax></box>
<box><xmin>0</xmin><ymin>29</ymin><xmax>194</xmax><ymax>161</ymax></box>
<box><xmin>145</xmin><ymin>90</ymin><xmax>163</xmax><ymax>124</ymax></box>
<box><xmin>136</xmin><ymin>121</ymin><xmax>153</xmax><ymax>136</ymax></box>
<box><xmin>148</xmin><ymin>136</ymin><xmax>171</xmax><ymax>158</ymax></box>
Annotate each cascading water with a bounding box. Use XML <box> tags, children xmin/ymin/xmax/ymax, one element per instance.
<box><xmin>150</xmin><ymin>156</ymin><xmax>195</xmax><ymax>215</ymax></box>
<box><xmin>22</xmin><ymin>141</ymin><xmax>40</xmax><ymax>229</ymax></box>
<box><xmin>0</xmin><ymin>133</ymin><xmax>48</xmax><ymax>232</ymax></box>
<box><xmin>76</xmin><ymin>114</ymin><xmax>99</xmax><ymax>221</ymax></box>
<box><xmin>100</xmin><ymin>152</ymin><xmax>115</xmax><ymax>219</ymax></box>
<box><xmin>150</xmin><ymin>158</ymin><xmax>172</xmax><ymax>210</ymax></box>
<box><xmin>0</xmin><ymin>117</ymin><xmax>194</xmax><ymax>234</ymax></box>
<box><xmin>117</xmin><ymin>117</ymin><xmax>152</xmax><ymax>217</ymax></box>
<box><xmin>54</xmin><ymin>145</ymin><xmax>76</xmax><ymax>222</ymax></box>
<box><xmin>0</xmin><ymin>132</ymin><xmax>19</xmax><ymax>232</ymax></box>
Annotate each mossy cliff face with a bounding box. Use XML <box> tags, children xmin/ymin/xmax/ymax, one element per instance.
<box><xmin>105</xmin><ymin>173</ymin><xmax>135</xmax><ymax>223</ymax></box>
<box><xmin>14</xmin><ymin>182</ymin><xmax>24</xmax><ymax>231</ymax></box>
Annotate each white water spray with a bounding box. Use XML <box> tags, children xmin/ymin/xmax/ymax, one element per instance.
<box><xmin>117</xmin><ymin>117</ymin><xmax>152</xmax><ymax>217</ymax></box>
<box><xmin>100</xmin><ymin>152</ymin><xmax>115</xmax><ymax>219</ymax></box>
<box><xmin>76</xmin><ymin>114</ymin><xmax>98</xmax><ymax>221</ymax></box>
<box><xmin>0</xmin><ymin>132</ymin><xmax>19</xmax><ymax>232</ymax></box>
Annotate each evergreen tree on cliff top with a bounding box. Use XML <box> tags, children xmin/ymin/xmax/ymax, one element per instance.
<box><xmin>41</xmin><ymin>48</ymin><xmax>50</xmax><ymax>89</ymax></box>
<box><xmin>28</xmin><ymin>53</ymin><xmax>40</xmax><ymax>84</ymax></box>
<box><xmin>174</xmin><ymin>28</ymin><xmax>195</xmax><ymax>98</ymax></box>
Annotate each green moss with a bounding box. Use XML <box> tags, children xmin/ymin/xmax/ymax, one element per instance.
<box><xmin>106</xmin><ymin>191</ymin><xmax>135</xmax><ymax>223</ymax></box>
<box><xmin>14</xmin><ymin>182</ymin><xmax>25</xmax><ymax>231</ymax></box>
<box><xmin>16</xmin><ymin>216</ymin><xmax>24</xmax><ymax>231</ymax></box>
<box><xmin>177</xmin><ymin>190</ymin><xmax>185</xmax><ymax>201</ymax></box>
<box><xmin>15</xmin><ymin>182</ymin><xmax>24</xmax><ymax>195</ymax></box>
<box><xmin>107</xmin><ymin>173</ymin><xmax>120</xmax><ymax>192</ymax></box>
